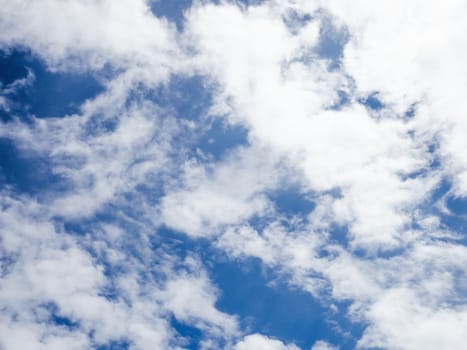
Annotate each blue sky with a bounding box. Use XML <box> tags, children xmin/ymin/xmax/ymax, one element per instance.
<box><xmin>1</xmin><ymin>1</ymin><xmax>467</xmax><ymax>350</ymax></box>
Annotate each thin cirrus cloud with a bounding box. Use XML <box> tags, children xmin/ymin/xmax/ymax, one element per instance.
<box><xmin>0</xmin><ymin>1</ymin><xmax>466</xmax><ymax>350</ymax></box>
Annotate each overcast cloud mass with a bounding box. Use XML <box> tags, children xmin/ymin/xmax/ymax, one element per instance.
<box><xmin>1</xmin><ymin>1</ymin><xmax>467</xmax><ymax>349</ymax></box>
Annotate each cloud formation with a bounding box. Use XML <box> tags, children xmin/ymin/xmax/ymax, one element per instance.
<box><xmin>1</xmin><ymin>0</ymin><xmax>467</xmax><ymax>349</ymax></box>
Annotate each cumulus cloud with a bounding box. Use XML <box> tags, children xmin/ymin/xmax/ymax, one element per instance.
<box><xmin>1</xmin><ymin>0</ymin><xmax>467</xmax><ymax>349</ymax></box>
<box><xmin>323</xmin><ymin>0</ymin><xmax>467</xmax><ymax>196</ymax></box>
<box><xmin>0</xmin><ymin>0</ymin><xmax>179</xmax><ymax>72</ymax></box>
<box><xmin>184</xmin><ymin>1</ymin><xmax>434</xmax><ymax>250</ymax></box>
<box><xmin>311</xmin><ymin>340</ymin><xmax>338</xmax><ymax>350</ymax></box>
<box><xmin>0</xmin><ymin>193</ymin><xmax>169</xmax><ymax>349</ymax></box>
<box><xmin>234</xmin><ymin>334</ymin><xmax>299</xmax><ymax>350</ymax></box>
<box><xmin>160</xmin><ymin>146</ymin><xmax>279</xmax><ymax>236</ymax></box>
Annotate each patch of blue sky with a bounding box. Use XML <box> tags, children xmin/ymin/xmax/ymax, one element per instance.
<box><xmin>64</xmin><ymin>208</ymin><xmax>148</xmax><ymax>244</ymax></box>
<box><xmin>428</xmin><ymin>177</ymin><xmax>451</xmax><ymax>205</ymax></box>
<box><xmin>282</xmin><ymin>9</ymin><xmax>312</xmax><ymax>35</ymax></box>
<box><xmin>142</xmin><ymin>75</ymin><xmax>212</xmax><ymax>121</ymax></box>
<box><xmin>359</xmin><ymin>93</ymin><xmax>384</xmax><ymax>111</ymax></box>
<box><xmin>314</xmin><ymin>14</ymin><xmax>349</xmax><ymax>70</ymax></box>
<box><xmin>323</xmin><ymin>300</ymin><xmax>365</xmax><ymax>350</ymax></box>
<box><xmin>50</xmin><ymin>313</ymin><xmax>81</xmax><ymax>331</ymax></box>
<box><xmin>281</xmin><ymin>13</ymin><xmax>352</xmax><ymax>112</ymax></box>
<box><xmin>0</xmin><ymin>49</ymin><xmax>103</xmax><ymax>119</ymax></box>
<box><xmin>153</xmin><ymin>227</ymin><xmax>354</xmax><ymax>349</ymax></box>
<box><xmin>170</xmin><ymin>316</ymin><xmax>203</xmax><ymax>350</ymax></box>
<box><xmin>83</xmin><ymin>113</ymin><xmax>120</xmax><ymax>137</ymax></box>
<box><xmin>40</xmin><ymin>302</ymin><xmax>80</xmax><ymax>330</ymax></box>
<box><xmin>269</xmin><ymin>185</ymin><xmax>315</xmax><ymax>216</ymax></box>
<box><xmin>149</xmin><ymin>0</ymin><xmax>193</xmax><ymax>31</ymax></box>
<box><xmin>237</xmin><ymin>0</ymin><xmax>268</xmax><ymax>7</ymax></box>
<box><xmin>404</xmin><ymin>102</ymin><xmax>419</xmax><ymax>119</ymax></box>
<box><xmin>446</xmin><ymin>194</ymin><xmax>467</xmax><ymax>216</ymax></box>
<box><xmin>0</xmin><ymin>49</ymin><xmax>30</xmax><ymax>86</ymax></box>
<box><xmin>95</xmin><ymin>339</ymin><xmax>131</xmax><ymax>350</ymax></box>
<box><xmin>143</xmin><ymin>74</ymin><xmax>249</xmax><ymax>160</ymax></box>
<box><xmin>0</xmin><ymin>254</ymin><xmax>15</xmax><ymax>277</ymax></box>
<box><xmin>439</xmin><ymin>209</ymin><xmax>467</xmax><ymax>244</ymax></box>
<box><xmin>0</xmin><ymin>138</ymin><xmax>66</xmax><ymax>195</ymax></box>
<box><xmin>152</xmin><ymin>226</ymin><xmax>207</xmax><ymax>262</ymax></box>
<box><xmin>212</xmin><ymin>255</ymin><xmax>342</xmax><ymax>350</ymax></box>
<box><xmin>150</xmin><ymin>0</ymin><xmax>271</xmax><ymax>20</ymax></box>
<box><xmin>327</xmin><ymin>89</ymin><xmax>351</xmax><ymax>110</ymax></box>
<box><xmin>413</xmin><ymin>178</ymin><xmax>467</xmax><ymax>245</ymax></box>
<box><xmin>326</xmin><ymin>223</ymin><xmax>351</xmax><ymax>250</ymax></box>
<box><xmin>449</xmin><ymin>269</ymin><xmax>467</xmax><ymax>306</ymax></box>
<box><xmin>195</xmin><ymin>118</ymin><xmax>248</xmax><ymax>161</ymax></box>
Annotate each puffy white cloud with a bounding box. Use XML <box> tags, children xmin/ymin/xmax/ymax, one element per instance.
<box><xmin>158</xmin><ymin>257</ymin><xmax>239</xmax><ymax>337</ymax></box>
<box><xmin>359</xmin><ymin>288</ymin><xmax>467</xmax><ymax>350</ymax></box>
<box><xmin>0</xmin><ymin>0</ymin><xmax>179</xmax><ymax>73</ymax></box>
<box><xmin>234</xmin><ymin>334</ymin><xmax>299</xmax><ymax>350</ymax></box>
<box><xmin>184</xmin><ymin>1</ymin><xmax>434</xmax><ymax>250</ymax></box>
<box><xmin>0</xmin><ymin>190</ymin><xmax>246</xmax><ymax>349</ymax></box>
<box><xmin>160</xmin><ymin>146</ymin><xmax>279</xmax><ymax>236</ymax></box>
<box><xmin>311</xmin><ymin>340</ymin><xmax>338</xmax><ymax>350</ymax></box>
<box><xmin>0</xmin><ymin>193</ymin><xmax>171</xmax><ymax>349</ymax></box>
<box><xmin>0</xmin><ymin>320</ymin><xmax>90</xmax><ymax>350</ymax></box>
<box><xmin>321</xmin><ymin>0</ymin><xmax>467</xmax><ymax>196</ymax></box>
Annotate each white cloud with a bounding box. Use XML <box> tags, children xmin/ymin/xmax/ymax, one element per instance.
<box><xmin>160</xmin><ymin>146</ymin><xmax>279</xmax><ymax>236</ymax></box>
<box><xmin>311</xmin><ymin>340</ymin><xmax>338</xmax><ymax>350</ymax></box>
<box><xmin>185</xmin><ymin>1</ymin><xmax>434</xmax><ymax>250</ymax></box>
<box><xmin>0</xmin><ymin>68</ymin><xmax>35</xmax><ymax>113</ymax></box>
<box><xmin>0</xmin><ymin>190</ymin><xmax>247</xmax><ymax>349</ymax></box>
<box><xmin>359</xmin><ymin>288</ymin><xmax>467</xmax><ymax>350</ymax></box>
<box><xmin>0</xmin><ymin>320</ymin><xmax>90</xmax><ymax>350</ymax></box>
<box><xmin>0</xmin><ymin>73</ymin><xmax>180</xmax><ymax>218</ymax></box>
<box><xmin>2</xmin><ymin>1</ymin><xmax>467</xmax><ymax>349</ymax></box>
<box><xmin>321</xmin><ymin>0</ymin><xmax>467</xmax><ymax>196</ymax></box>
<box><xmin>158</xmin><ymin>257</ymin><xmax>239</xmax><ymax>337</ymax></box>
<box><xmin>0</xmin><ymin>0</ymin><xmax>179</xmax><ymax>73</ymax></box>
<box><xmin>234</xmin><ymin>334</ymin><xmax>300</xmax><ymax>350</ymax></box>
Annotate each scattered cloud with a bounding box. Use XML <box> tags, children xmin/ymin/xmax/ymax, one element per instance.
<box><xmin>1</xmin><ymin>1</ymin><xmax>466</xmax><ymax>349</ymax></box>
